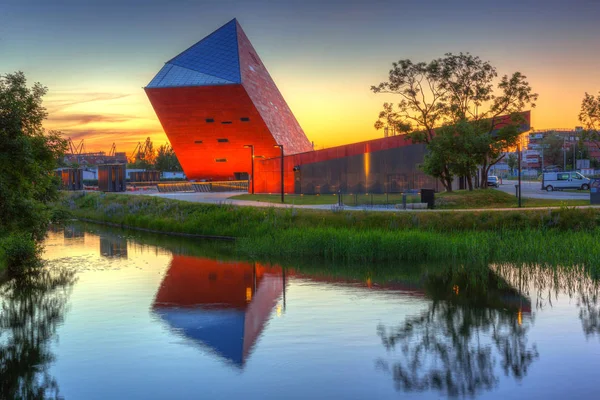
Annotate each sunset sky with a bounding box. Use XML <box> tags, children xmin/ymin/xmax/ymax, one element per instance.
<box><xmin>2</xmin><ymin>0</ymin><xmax>599</xmax><ymax>153</ymax></box>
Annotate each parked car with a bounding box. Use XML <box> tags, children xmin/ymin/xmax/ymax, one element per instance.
<box><xmin>542</xmin><ymin>171</ymin><xmax>591</xmax><ymax>191</ymax></box>
<box><xmin>487</xmin><ymin>175</ymin><xmax>500</xmax><ymax>188</ymax></box>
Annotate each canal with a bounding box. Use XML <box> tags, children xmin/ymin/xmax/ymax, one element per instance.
<box><xmin>1</xmin><ymin>223</ymin><xmax>599</xmax><ymax>399</ymax></box>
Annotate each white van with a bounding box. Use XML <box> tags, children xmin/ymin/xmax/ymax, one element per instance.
<box><xmin>542</xmin><ymin>172</ymin><xmax>591</xmax><ymax>191</ymax></box>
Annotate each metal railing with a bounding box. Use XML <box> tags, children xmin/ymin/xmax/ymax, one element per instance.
<box><xmin>338</xmin><ymin>190</ymin><xmax>424</xmax><ymax>208</ymax></box>
<box><xmin>157</xmin><ymin>180</ymin><xmax>248</xmax><ymax>193</ymax></box>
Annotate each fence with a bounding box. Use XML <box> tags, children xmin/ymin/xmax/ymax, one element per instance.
<box><xmin>338</xmin><ymin>191</ymin><xmax>425</xmax><ymax>208</ymax></box>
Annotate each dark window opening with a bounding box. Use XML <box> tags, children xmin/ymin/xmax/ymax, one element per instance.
<box><xmin>240</xmin><ymin>117</ymin><xmax>250</xmax><ymax>122</ymax></box>
<box><xmin>217</xmin><ymin>138</ymin><xmax>229</xmax><ymax>143</ymax></box>
<box><xmin>194</xmin><ymin>140</ymin><xmax>203</xmax><ymax>144</ymax></box>
<box><xmin>215</xmin><ymin>158</ymin><xmax>227</xmax><ymax>163</ymax></box>
<box><xmin>221</xmin><ymin>121</ymin><xmax>232</xmax><ymax>124</ymax></box>
<box><xmin>250</xmin><ymin>53</ymin><xmax>260</xmax><ymax>64</ymax></box>
<box><xmin>205</xmin><ymin>118</ymin><xmax>214</xmax><ymax>123</ymax></box>
<box><xmin>234</xmin><ymin>172</ymin><xmax>249</xmax><ymax>180</ymax></box>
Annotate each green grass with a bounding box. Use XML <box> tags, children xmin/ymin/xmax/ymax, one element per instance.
<box><xmin>237</xmin><ymin>227</ymin><xmax>600</xmax><ymax>267</ymax></box>
<box><xmin>436</xmin><ymin>189</ymin><xmax>589</xmax><ymax>209</ymax></box>
<box><xmin>59</xmin><ymin>192</ymin><xmax>600</xmax><ymax>268</ymax></box>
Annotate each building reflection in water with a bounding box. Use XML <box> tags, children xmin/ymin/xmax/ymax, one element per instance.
<box><xmin>99</xmin><ymin>235</ymin><xmax>128</xmax><ymax>259</ymax></box>
<box><xmin>152</xmin><ymin>256</ymin><xmax>284</xmax><ymax>368</ymax></box>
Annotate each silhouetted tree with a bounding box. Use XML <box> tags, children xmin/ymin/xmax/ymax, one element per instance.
<box><xmin>155</xmin><ymin>144</ymin><xmax>182</xmax><ymax>172</ymax></box>
<box><xmin>372</xmin><ymin>53</ymin><xmax>537</xmax><ymax>191</ymax></box>
<box><xmin>579</xmin><ymin>92</ymin><xmax>600</xmax><ymax>151</ymax></box>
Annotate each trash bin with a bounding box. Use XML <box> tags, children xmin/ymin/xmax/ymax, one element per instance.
<box><xmin>591</xmin><ymin>179</ymin><xmax>600</xmax><ymax>205</ymax></box>
<box><xmin>421</xmin><ymin>188</ymin><xmax>435</xmax><ymax>209</ymax></box>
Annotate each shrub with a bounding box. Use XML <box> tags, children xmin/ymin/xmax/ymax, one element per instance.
<box><xmin>0</xmin><ymin>234</ymin><xmax>41</xmax><ymax>272</ymax></box>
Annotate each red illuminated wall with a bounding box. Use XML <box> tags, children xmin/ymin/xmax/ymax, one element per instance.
<box><xmin>254</xmin><ymin>111</ymin><xmax>531</xmax><ymax>194</ymax></box>
<box><xmin>146</xmin><ymin>86</ymin><xmax>280</xmax><ymax>181</ymax></box>
<box><xmin>145</xmin><ymin>20</ymin><xmax>312</xmax><ymax>182</ymax></box>
<box><xmin>255</xmin><ymin>133</ymin><xmax>415</xmax><ymax>194</ymax></box>
<box><xmin>237</xmin><ymin>21</ymin><xmax>312</xmax><ymax>154</ymax></box>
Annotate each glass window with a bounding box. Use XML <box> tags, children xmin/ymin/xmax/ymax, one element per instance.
<box><xmin>557</xmin><ymin>173</ymin><xmax>569</xmax><ymax>180</ymax></box>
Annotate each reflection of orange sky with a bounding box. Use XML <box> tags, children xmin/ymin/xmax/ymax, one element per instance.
<box><xmin>41</xmin><ymin>60</ymin><xmax>599</xmax><ymax>154</ymax></box>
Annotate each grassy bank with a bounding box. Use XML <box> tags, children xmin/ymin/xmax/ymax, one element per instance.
<box><xmin>60</xmin><ymin>192</ymin><xmax>600</xmax><ymax>267</ymax></box>
<box><xmin>436</xmin><ymin>189</ymin><xmax>589</xmax><ymax>209</ymax></box>
<box><xmin>231</xmin><ymin>189</ymin><xmax>589</xmax><ymax>209</ymax></box>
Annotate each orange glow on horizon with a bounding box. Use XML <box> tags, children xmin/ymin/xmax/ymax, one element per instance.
<box><xmin>41</xmin><ymin>68</ymin><xmax>597</xmax><ymax>155</ymax></box>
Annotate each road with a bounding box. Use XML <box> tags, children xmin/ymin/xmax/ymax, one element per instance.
<box><xmin>496</xmin><ymin>180</ymin><xmax>589</xmax><ymax>200</ymax></box>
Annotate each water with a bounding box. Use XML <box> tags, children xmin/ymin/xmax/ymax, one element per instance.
<box><xmin>1</xmin><ymin>224</ymin><xmax>600</xmax><ymax>399</ymax></box>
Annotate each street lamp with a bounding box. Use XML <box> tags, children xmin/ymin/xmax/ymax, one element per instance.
<box><xmin>517</xmin><ymin>138</ymin><xmax>522</xmax><ymax>208</ymax></box>
<box><xmin>274</xmin><ymin>144</ymin><xmax>284</xmax><ymax>203</ymax></box>
<box><xmin>243</xmin><ymin>145</ymin><xmax>255</xmax><ymax>194</ymax></box>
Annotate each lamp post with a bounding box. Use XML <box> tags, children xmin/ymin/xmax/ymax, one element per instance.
<box><xmin>274</xmin><ymin>144</ymin><xmax>284</xmax><ymax>203</ymax></box>
<box><xmin>518</xmin><ymin>139</ymin><xmax>522</xmax><ymax>208</ymax></box>
<box><xmin>243</xmin><ymin>145</ymin><xmax>254</xmax><ymax>194</ymax></box>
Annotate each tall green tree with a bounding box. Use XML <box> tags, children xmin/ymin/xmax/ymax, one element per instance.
<box><xmin>0</xmin><ymin>71</ymin><xmax>67</xmax><ymax>241</ymax></box>
<box><xmin>155</xmin><ymin>144</ymin><xmax>182</xmax><ymax>172</ymax></box>
<box><xmin>506</xmin><ymin>153</ymin><xmax>518</xmax><ymax>174</ymax></box>
<box><xmin>129</xmin><ymin>137</ymin><xmax>156</xmax><ymax>170</ymax></box>
<box><xmin>540</xmin><ymin>134</ymin><xmax>566</xmax><ymax>169</ymax></box>
<box><xmin>372</xmin><ymin>53</ymin><xmax>537</xmax><ymax>191</ymax></box>
<box><xmin>579</xmin><ymin>91</ymin><xmax>600</xmax><ymax>151</ymax></box>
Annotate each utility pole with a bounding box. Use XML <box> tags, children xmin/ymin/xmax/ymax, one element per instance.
<box><xmin>573</xmin><ymin>140</ymin><xmax>577</xmax><ymax>171</ymax></box>
<box><xmin>274</xmin><ymin>144</ymin><xmax>284</xmax><ymax>203</ymax></box>
<box><xmin>563</xmin><ymin>137</ymin><xmax>567</xmax><ymax>171</ymax></box>
<box><xmin>243</xmin><ymin>145</ymin><xmax>255</xmax><ymax>194</ymax></box>
<box><xmin>518</xmin><ymin>140</ymin><xmax>522</xmax><ymax>208</ymax></box>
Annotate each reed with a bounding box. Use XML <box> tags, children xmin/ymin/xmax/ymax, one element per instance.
<box><xmin>62</xmin><ymin>193</ymin><xmax>600</xmax><ymax>268</ymax></box>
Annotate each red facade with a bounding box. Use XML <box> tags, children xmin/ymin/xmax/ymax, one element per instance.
<box><xmin>145</xmin><ymin>19</ymin><xmax>312</xmax><ymax>181</ymax></box>
<box><xmin>254</xmin><ymin>111</ymin><xmax>531</xmax><ymax>194</ymax></box>
<box><xmin>146</xmin><ymin>85</ymin><xmax>281</xmax><ymax>181</ymax></box>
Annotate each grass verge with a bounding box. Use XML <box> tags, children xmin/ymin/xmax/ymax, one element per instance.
<box><xmin>60</xmin><ymin>192</ymin><xmax>600</xmax><ymax>267</ymax></box>
<box><xmin>231</xmin><ymin>189</ymin><xmax>589</xmax><ymax>209</ymax></box>
<box><xmin>435</xmin><ymin>189</ymin><xmax>589</xmax><ymax>209</ymax></box>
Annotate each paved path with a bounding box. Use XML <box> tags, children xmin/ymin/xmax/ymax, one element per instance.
<box><xmin>134</xmin><ymin>191</ymin><xmax>599</xmax><ymax>213</ymax></box>
<box><xmin>496</xmin><ymin>180</ymin><xmax>589</xmax><ymax>200</ymax></box>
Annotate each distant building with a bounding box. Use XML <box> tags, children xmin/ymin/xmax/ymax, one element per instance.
<box><xmin>526</xmin><ymin>128</ymin><xmax>600</xmax><ymax>170</ymax></box>
<box><xmin>63</xmin><ymin>152</ymin><xmax>127</xmax><ymax>166</ymax></box>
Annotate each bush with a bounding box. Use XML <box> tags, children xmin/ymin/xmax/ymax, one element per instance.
<box><xmin>0</xmin><ymin>234</ymin><xmax>41</xmax><ymax>272</ymax></box>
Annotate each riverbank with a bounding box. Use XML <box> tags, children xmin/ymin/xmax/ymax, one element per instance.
<box><xmin>62</xmin><ymin>192</ymin><xmax>600</xmax><ymax>267</ymax></box>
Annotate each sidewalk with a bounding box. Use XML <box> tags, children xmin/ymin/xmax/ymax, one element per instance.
<box><xmin>137</xmin><ymin>191</ymin><xmax>599</xmax><ymax>213</ymax></box>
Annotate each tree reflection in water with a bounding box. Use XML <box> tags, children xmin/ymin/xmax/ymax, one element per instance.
<box><xmin>493</xmin><ymin>264</ymin><xmax>600</xmax><ymax>340</ymax></box>
<box><xmin>0</xmin><ymin>267</ymin><xmax>75</xmax><ymax>400</ymax></box>
<box><xmin>377</xmin><ymin>267</ymin><xmax>539</xmax><ymax>398</ymax></box>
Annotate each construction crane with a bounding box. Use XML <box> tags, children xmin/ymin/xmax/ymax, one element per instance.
<box><xmin>67</xmin><ymin>138</ymin><xmax>85</xmax><ymax>155</ymax></box>
<box><xmin>108</xmin><ymin>143</ymin><xmax>116</xmax><ymax>157</ymax></box>
<box><xmin>128</xmin><ymin>137</ymin><xmax>152</xmax><ymax>164</ymax></box>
